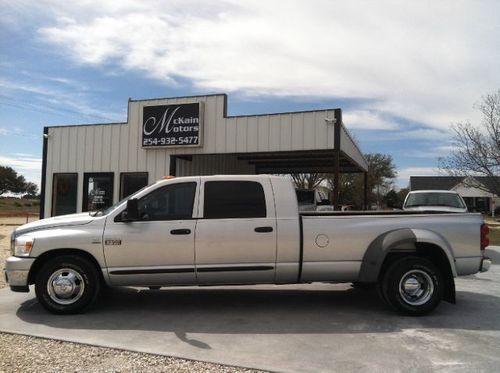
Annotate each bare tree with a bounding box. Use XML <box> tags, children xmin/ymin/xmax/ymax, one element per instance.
<box><xmin>290</xmin><ymin>173</ymin><xmax>326</xmax><ymax>189</ymax></box>
<box><xmin>440</xmin><ymin>90</ymin><xmax>500</xmax><ymax>196</ymax></box>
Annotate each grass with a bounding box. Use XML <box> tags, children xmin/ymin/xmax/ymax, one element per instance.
<box><xmin>0</xmin><ymin>198</ymin><xmax>40</xmax><ymax>216</ymax></box>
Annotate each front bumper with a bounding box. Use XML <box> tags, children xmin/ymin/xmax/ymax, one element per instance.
<box><xmin>4</xmin><ymin>256</ymin><xmax>35</xmax><ymax>292</ymax></box>
<box><xmin>480</xmin><ymin>257</ymin><xmax>491</xmax><ymax>273</ymax></box>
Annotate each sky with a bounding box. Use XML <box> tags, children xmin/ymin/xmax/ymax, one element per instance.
<box><xmin>1</xmin><ymin>0</ymin><xmax>499</xmax><ymax>189</ymax></box>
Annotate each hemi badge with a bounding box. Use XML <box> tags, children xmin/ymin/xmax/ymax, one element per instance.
<box><xmin>105</xmin><ymin>239</ymin><xmax>122</xmax><ymax>246</ymax></box>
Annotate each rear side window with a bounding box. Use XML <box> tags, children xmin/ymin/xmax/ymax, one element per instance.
<box><xmin>204</xmin><ymin>181</ymin><xmax>266</xmax><ymax>219</ymax></box>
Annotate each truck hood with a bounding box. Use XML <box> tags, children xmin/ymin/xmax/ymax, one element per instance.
<box><xmin>14</xmin><ymin>212</ymin><xmax>96</xmax><ymax>236</ymax></box>
<box><xmin>403</xmin><ymin>206</ymin><xmax>468</xmax><ymax>213</ymax></box>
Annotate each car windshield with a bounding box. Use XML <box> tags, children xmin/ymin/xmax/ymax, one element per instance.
<box><xmin>405</xmin><ymin>192</ymin><xmax>465</xmax><ymax>209</ymax></box>
<box><xmin>90</xmin><ymin>185</ymin><xmax>150</xmax><ymax>216</ymax></box>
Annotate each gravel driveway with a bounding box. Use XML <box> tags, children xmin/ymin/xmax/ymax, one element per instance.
<box><xmin>0</xmin><ymin>222</ymin><xmax>262</xmax><ymax>373</ymax></box>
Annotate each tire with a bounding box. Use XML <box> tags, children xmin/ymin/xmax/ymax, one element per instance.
<box><xmin>381</xmin><ymin>256</ymin><xmax>444</xmax><ymax>316</ymax></box>
<box><xmin>35</xmin><ymin>255</ymin><xmax>100</xmax><ymax>314</ymax></box>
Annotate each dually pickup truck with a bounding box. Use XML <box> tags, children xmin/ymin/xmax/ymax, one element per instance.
<box><xmin>5</xmin><ymin>175</ymin><xmax>491</xmax><ymax>315</ymax></box>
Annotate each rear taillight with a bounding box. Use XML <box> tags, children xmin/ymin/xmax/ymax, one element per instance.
<box><xmin>481</xmin><ymin>223</ymin><xmax>489</xmax><ymax>250</ymax></box>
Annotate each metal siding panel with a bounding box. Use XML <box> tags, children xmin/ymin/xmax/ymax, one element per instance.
<box><xmin>84</xmin><ymin>126</ymin><xmax>93</xmax><ymax>171</ymax></box>
<box><xmin>315</xmin><ymin>111</ymin><xmax>328</xmax><ymax>149</ymax></box>
<box><xmin>269</xmin><ymin>115</ymin><xmax>281</xmax><ymax>151</ymax></box>
<box><xmin>102</xmin><ymin>126</ymin><xmax>112</xmax><ymax>171</ymax></box>
<box><xmin>76</xmin><ymin>126</ymin><xmax>85</xmax><ymax>172</ymax></box>
<box><xmin>280</xmin><ymin>114</ymin><xmax>292</xmax><ymax>151</ymax></box>
<box><xmin>257</xmin><ymin>115</ymin><xmax>270</xmax><ymax>152</ymax></box>
<box><xmin>225</xmin><ymin>118</ymin><xmax>237</xmax><ymax>153</ymax></box>
<box><xmin>68</xmin><ymin>127</ymin><xmax>77</xmax><ymax>172</ymax></box>
<box><xmin>128</xmin><ymin>103</ymin><xmax>138</xmax><ymax>171</ymax></box>
<box><xmin>303</xmin><ymin>112</ymin><xmax>315</xmax><ymax>150</ymax></box>
<box><xmin>205</xmin><ymin>96</ymin><xmax>217</xmax><ymax>154</ymax></box>
<box><xmin>110</xmin><ymin>125</ymin><xmax>120</xmax><ymax>173</ymax></box>
<box><xmin>119</xmin><ymin>120</ymin><xmax>128</xmax><ymax>171</ymax></box>
<box><xmin>236</xmin><ymin>117</ymin><xmax>247</xmax><ymax>152</ymax></box>
<box><xmin>246</xmin><ymin>116</ymin><xmax>258</xmax><ymax>152</ymax></box>
<box><xmin>93</xmin><ymin>126</ymin><xmax>104</xmax><ymax>171</ymax></box>
<box><xmin>60</xmin><ymin>127</ymin><xmax>69</xmax><ymax>171</ymax></box>
<box><xmin>291</xmin><ymin>113</ymin><xmax>303</xmax><ymax>150</ymax></box>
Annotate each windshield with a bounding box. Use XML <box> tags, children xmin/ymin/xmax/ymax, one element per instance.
<box><xmin>91</xmin><ymin>185</ymin><xmax>151</xmax><ymax>216</ymax></box>
<box><xmin>405</xmin><ymin>192</ymin><xmax>466</xmax><ymax>209</ymax></box>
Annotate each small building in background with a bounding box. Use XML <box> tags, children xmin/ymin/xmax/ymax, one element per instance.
<box><xmin>410</xmin><ymin>176</ymin><xmax>500</xmax><ymax>214</ymax></box>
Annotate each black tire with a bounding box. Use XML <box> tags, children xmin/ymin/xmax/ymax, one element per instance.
<box><xmin>35</xmin><ymin>255</ymin><xmax>100</xmax><ymax>314</ymax></box>
<box><xmin>380</xmin><ymin>256</ymin><xmax>444</xmax><ymax>316</ymax></box>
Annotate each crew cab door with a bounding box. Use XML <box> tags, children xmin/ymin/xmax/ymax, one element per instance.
<box><xmin>103</xmin><ymin>180</ymin><xmax>199</xmax><ymax>286</ymax></box>
<box><xmin>195</xmin><ymin>178</ymin><xmax>277</xmax><ymax>284</ymax></box>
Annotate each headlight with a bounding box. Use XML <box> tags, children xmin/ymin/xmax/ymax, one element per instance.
<box><xmin>14</xmin><ymin>236</ymin><xmax>34</xmax><ymax>257</ymax></box>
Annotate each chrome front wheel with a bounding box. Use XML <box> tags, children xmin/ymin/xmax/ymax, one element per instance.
<box><xmin>47</xmin><ymin>268</ymin><xmax>86</xmax><ymax>305</ymax></box>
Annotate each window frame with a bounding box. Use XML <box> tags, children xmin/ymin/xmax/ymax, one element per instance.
<box><xmin>202</xmin><ymin>180</ymin><xmax>267</xmax><ymax>219</ymax></box>
<box><xmin>119</xmin><ymin>172</ymin><xmax>149</xmax><ymax>200</ymax></box>
<box><xmin>51</xmin><ymin>172</ymin><xmax>78</xmax><ymax>217</ymax></box>
<box><xmin>82</xmin><ymin>172</ymin><xmax>115</xmax><ymax>212</ymax></box>
<box><xmin>135</xmin><ymin>181</ymin><xmax>198</xmax><ymax>222</ymax></box>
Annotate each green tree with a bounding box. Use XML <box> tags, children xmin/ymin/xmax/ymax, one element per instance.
<box><xmin>24</xmin><ymin>182</ymin><xmax>39</xmax><ymax>199</ymax></box>
<box><xmin>0</xmin><ymin>166</ymin><xmax>27</xmax><ymax>195</ymax></box>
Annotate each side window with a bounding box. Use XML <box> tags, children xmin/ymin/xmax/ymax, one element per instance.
<box><xmin>204</xmin><ymin>181</ymin><xmax>266</xmax><ymax>219</ymax></box>
<box><xmin>138</xmin><ymin>182</ymin><xmax>196</xmax><ymax>221</ymax></box>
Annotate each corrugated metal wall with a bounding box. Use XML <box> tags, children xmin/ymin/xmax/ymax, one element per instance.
<box><xmin>44</xmin><ymin>94</ymin><xmax>365</xmax><ymax>216</ymax></box>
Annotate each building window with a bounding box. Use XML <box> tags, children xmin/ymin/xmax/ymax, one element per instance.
<box><xmin>52</xmin><ymin>173</ymin><xmax>78</xmax><ymax>216</ymax></box>
<box><xmin>120</xmin><ymin>172</ymin><xmax>148</xmax><ymax>200</ymax></box>
<box><xmin>204</xmin><ymin>181</ymin><xmax>266</xmax><ymax>219</ymax></box>
<box><xmin>83</xmin><ymin>173</ymin><xmax>114</xmax><ymax>212</ymax></box>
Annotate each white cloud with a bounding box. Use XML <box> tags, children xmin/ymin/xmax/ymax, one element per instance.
<box><xmin>0</xmin><ymin>0</ymin><xmax>497</xmax><ymax>138</ymax></box>
<box><xmin>25</xmin><ymin>0</ymin><xmax>498</xmax><ymax>131</ymax></box>
<box><xmin>0</xmin><ymin>154</ymin><xmax>42</xmax><ymax>187</ymax></box>
<box><xmin>343</xmin><ymin>110</ymin><xmax>398</xmax><ymax>130</ymax></box>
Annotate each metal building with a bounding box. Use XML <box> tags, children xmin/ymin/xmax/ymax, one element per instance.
<box><xmin>41</xmin><ymin>93</ymin><xmax>368</xmax><ymax>218</ymax></box>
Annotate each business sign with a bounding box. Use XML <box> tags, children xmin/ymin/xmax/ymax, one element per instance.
<box><xmin>142</xmin><ymin>103</ymin><xmax>202</xmax><ymax>148</ymax></box>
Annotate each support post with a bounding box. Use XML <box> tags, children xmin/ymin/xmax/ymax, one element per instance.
<box><xmin>363</xmin><ymin>171</ymin><xmax>368</xmax><ymax>210</ymax></box>
<box><xmin>333</xmin><ymin>109</ymin><xmax>342</xmax><ymax>210</ymax></box>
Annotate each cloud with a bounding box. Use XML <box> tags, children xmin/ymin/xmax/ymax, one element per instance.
<box><xmin>0</xmin><ymin>78</ymin><xmax>123</xmax><ymax>122</ymax></box>
<box><xmin>343</xmin><ymin>110</ymin><xmax>398</xmax><ymax>130</ymax></box>
<box><xmin>25</xmin><ymin>0</ymin><xmax>499</xmax><ymax>132</ymax></box>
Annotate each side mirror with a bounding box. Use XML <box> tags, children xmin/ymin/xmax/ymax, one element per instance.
<box><xmin>126</xmin><ymin>198</ymin><xmax>139</xmax><ymax>221</ymax></box>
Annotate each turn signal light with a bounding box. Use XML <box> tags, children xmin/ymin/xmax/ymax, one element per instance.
<box><xmin>480</xmin><ymin>223</ymin><xmax>489</xmax><ymax>250</ymax></box>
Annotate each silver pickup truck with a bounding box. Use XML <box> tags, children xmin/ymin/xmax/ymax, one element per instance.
<box><xmin>4</xmin><ymin>175</ymin><xmax>491</xmax><ymax>315</ymax></box>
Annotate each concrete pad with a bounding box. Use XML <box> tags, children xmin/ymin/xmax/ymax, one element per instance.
<box><xmin>1</xmin><ymin>250</ymin><xmax>500</xmax><ymax>372</ymax></box>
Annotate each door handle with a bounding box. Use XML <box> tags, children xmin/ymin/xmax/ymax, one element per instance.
<box><xmin>170</xmin><ymin>229</ymin><xmax>191</xmax><ymax>235</ymax></box>
<box><xmin>255</xmin><ymin>226</ymin><xmax>273</xmax><ymax>233</ymax></box>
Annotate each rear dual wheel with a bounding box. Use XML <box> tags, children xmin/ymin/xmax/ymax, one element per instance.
<box><xmin>379</xmin><ymin>256</ymin><xmax>444</xmax><ymax>316</ymax></box>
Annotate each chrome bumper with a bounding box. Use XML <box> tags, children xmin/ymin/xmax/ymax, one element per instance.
<box><xmin>4</xmin><ymin>256</ymin><xmax>35</xmax><ymax>291</ymax></box>
<box><xmin>480</xmin><ymin>257</ymin><xmax>491</xmax><ymax>273</ymax></box>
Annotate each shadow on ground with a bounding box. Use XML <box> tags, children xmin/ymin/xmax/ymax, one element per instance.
<box><xmin>15</xmin><ymin>284</ymin><xmax>500</xmax><ymax>340</ymax></box>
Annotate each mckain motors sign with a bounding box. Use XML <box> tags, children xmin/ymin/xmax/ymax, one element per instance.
<box><xmin>142</xmin><ymin>103</ymin><xmax>202</xmax><ymax>148</ymax></box>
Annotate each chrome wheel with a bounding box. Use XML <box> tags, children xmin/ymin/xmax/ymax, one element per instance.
<box><xmin>47</xmin><ymin>268</ymin><xmax>85</xmax><ymax>305</ymax></box>
<box><xmin>398</xmin><ymin>269</ymin><xmax>434</xmax><ymax>306</ymax></box>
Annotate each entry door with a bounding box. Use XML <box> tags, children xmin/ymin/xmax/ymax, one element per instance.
<box><xmin>195</xmin><ymin>179</ymin><xmax>277</xmax><ymax>284</ymax></box>
<box><xmin>104</xmin><ymin>181</ymin><xmax>198</xmax><ymax>286</ymax></box>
